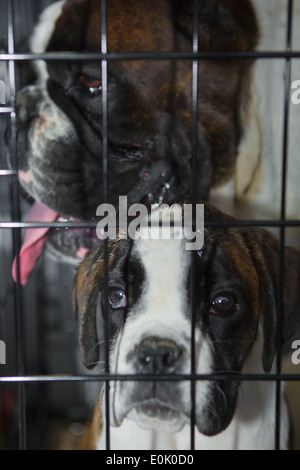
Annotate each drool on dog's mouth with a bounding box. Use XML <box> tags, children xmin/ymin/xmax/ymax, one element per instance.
<box><xmin>12</xmin><ymin>170</ymin><xmax>177</xmax><ymax>285</ymax></box>
<box><xmin>12</xmin><ymin>201</ymin><xmax>100</xmax><ymax>285</ymax></box>
<box><xmin>46</xmin><ymin>215</ymin><xmax>100</xmax><ymax>263</ymax></box>
<box><xmin>126</xmin><ymin>399</ymin><xmax>186</xmax><ymax>433</ymax></box>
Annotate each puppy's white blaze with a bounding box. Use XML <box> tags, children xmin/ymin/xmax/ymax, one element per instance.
<box><xmin>139</xmin><ymin>241</ymin><xmax>187</xmax><ymax>317</ymax></box>
<box><xmin>109</xmin><ymin>209</ymin><xmax>214</xmax><ymax>432</ymax></box>
<box><xmin>112</xmin><ymin>230</ymin><xmax>192</xmax><ymax>371</ymax></box>
<box><xmin>134</xmin><ymin>205</ymin><xmax>189</xmax><ymax>324</ymax></box>
<box><xmin>138</xmin><ymin>203</ymin><xmax>184</xmax><ymax>242</ymax></box>
<box><xmin>30</xmin><ymin>1</ymin><xmax>66</xmax><ymax>83</ymax></box>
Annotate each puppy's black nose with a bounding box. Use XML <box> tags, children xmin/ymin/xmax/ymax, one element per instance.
<box><xmin>136</xmin><ymin>337</ymin><xmax>184</xmax><ymax>374</ymax></box>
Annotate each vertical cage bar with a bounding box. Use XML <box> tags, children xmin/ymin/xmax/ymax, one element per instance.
<box><xmin>190</xmin><ymin>0</ymin><xmax>200</xmax><ymax>451</ymax></box>
<box><xmin>101</xmin><ymin>0</ymin><xmax>111</xmax><ymax>452</ymax></box>
<box><xmin>275</xmin><ymin>0</ymin><xmax>293</xmax><ymax>451</ymax></box>
<box><xmin>6</xmin><ymin>0</ymin><xmax>27</xmax><ymax>451</ymax></box>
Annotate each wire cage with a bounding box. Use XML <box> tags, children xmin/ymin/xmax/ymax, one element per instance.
<box><xmin>0</xmin><ymin>0</ymin><xmax>300</xmax><ymax>451</ymax></box>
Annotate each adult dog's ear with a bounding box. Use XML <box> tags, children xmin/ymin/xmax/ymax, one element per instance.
<box><xmin>247</xmin><ymin>229</ymin><xmax>300</xmax><ymax>373</ymax></box>
<box><xmin>73</xmin><ymin>248</ymin><xmax>105</xmax><ymax>369</ymax></box>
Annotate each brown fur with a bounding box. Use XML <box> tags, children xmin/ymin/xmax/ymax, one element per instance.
<box><xmin>74</xmin><ymin>241</ymin><xmax>119</xmax><ymax>368</ymax></box>
<box><xmin>79</xmin><ymin>398</ymin><xmax>103</xmax><ymax>451</ymax></box>
<box><xmin>47</xmin><ymin>0</ymin><xmax>259</xmax><ymax>200</ymax></box>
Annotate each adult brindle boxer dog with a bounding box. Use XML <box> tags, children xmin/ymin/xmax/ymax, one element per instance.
<box><xmin>7</xmin><ymin>0</ymin><xmax>259</xmax><ymax>283</ymax></box>
<box><xmin>74</xmin><ymin>201</ymin><xmax>300</xmax><ymax>450</ymax></box>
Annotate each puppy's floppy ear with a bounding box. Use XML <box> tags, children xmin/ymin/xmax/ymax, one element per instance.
<box><xmin>73</xmin><ymin>247</ymin><xmax>105</xmax><ymax>369</ymax></box>
<box><xmin>247</xmin><ymin>229</ymin><xmax>300</xmax><ymax>373</ymax></box>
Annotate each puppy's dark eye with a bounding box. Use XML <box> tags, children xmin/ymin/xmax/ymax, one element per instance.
<box><xmin>210</xmin><ymin>295</ymin><xmax>237</xmax><ymax>315</ymax></box>
<box><xmin>79</xmin><ymin>74</ymin><xmax>102</xmax><ymax>95</ymax></box>
<box><xmin>109</xmin><ymin>289</ymin><xmax>127</xmax><ymax>309</ymax></box>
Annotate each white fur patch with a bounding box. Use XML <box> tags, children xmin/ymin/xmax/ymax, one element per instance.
<box><xmin>99</xmin><ymin>329</ymin><xmax>289</xmax><ymax>450</ymax></box>
<box><xmin>101</xmin><ymin>208</ymin><xmax>214</xmax><ymax>446</ymax></box>
<box><xmin>30</xmin><ymin>1</ymin><xmax>66</xmax><ymax>83</ymax></box>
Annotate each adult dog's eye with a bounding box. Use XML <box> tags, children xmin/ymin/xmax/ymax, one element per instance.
<box><xmin>79</xmin><ymin>74</ymin><xmax>102</xmax><ymax>95</ymax></box>
<box><xmin>210</xmin><ymin>295</ymin><xmax>237</xmax><ymax>315</ymax></box>
<box><xmin>109</xmin><ymin>289</ymin><xmax>127</xmax><ymax>309</ymax></box>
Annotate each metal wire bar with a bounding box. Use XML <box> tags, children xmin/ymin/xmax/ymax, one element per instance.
<box><xmin>100</xmin><ymin>0</ymin><xmax>111</xmax><ymax>452</ymax></box>
<box><xmin>0</xmin><ymin>169</ymin><xmax>16</xmax><ymax>175</ymax></box>
<box><xmin>189</xmin><ymin>0</ymin><xmax>200</xmax><ymax>451</ymax></box>
<box><xmin>1</xmin><ymin>51</ymin><xmax>300</xmax><ymax>61</ymax></box>
<box><xmin>0</xmin><ymin>106</ymin><xmax>14</xmax><ymax>112</ymax></box>
<box><xmin>1</xmin><ymin>219</ymin><xmax>300</xmax><ymax>229</ymax></box>
<box><xmin>6</xmin><ymin>0</ymin><xmax>27</xmax><ymax>451</ymax></box>
<box><xmin>275</xmin><ymin>0</ymin><xmax>294</xmax><ymax>451</ymax></box>
<box><xmin>0</xmin><ymin>372</ymin><xmax>300</xmax><ymax>384</ymax></box>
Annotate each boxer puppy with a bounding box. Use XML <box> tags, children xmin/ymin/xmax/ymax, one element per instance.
<box><xmin>74</xmin><ymin>201</ymin><xmax>300</xmax><ymax>450</ymax></box>
<box><xmin>7</xmin><ymin>0</ymin><xmax>258</xmax><ymax>282</ymax></box>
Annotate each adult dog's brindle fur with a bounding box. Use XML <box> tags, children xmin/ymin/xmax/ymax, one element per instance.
<box><xmin>15</xmin><ymin>0</ymin><xmax>258</xmax><ymax>221</ymax></box>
